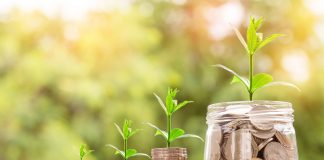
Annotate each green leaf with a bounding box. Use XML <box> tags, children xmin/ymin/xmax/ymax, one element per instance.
<box><xmin>166</xmin><ymin>88</ymin><xmax>178</xmax><ymax>114</ymax></box>
<box><xmin>256</xmin><ymin>34</ymin><xmax>283</xmax><ymax>51</ymax></box>
<box><xmin>214</xmin><ymin>64</ymin><xmax>249</xmax><ymax>89</ymax></box>
<box><xmin>80</xmin><ymin>145</ymin><xmax>85</xmax><ymax>158</ymax></box>
<box><xmin>128</xmin><ymin>152</ymin><xmax>151</xmax><ymax>159</ymax></box>
<box><xmin>253</xmin><ymin>17</ymin><xmax>263</xmax><ymax>30</ymax></box>
<box><xmin>175</xmin><ymin>134</ymin><xmax>204</xmax><ymax>142</ymax></box>
<box><xmin>169</xmin><ymin>128</ymin><xmax>185</xmax><ymax>142</ymax></box>
<box><xmin>231</xmin><ymin>25</ymin><xmax>248</xmax><ymax>52</ymax></box>
<box><xmin>260</xmin><ymin>81</ymin><xmax>301</xmax><ymax>92</ymax></box>
<box><xmin>153</xmin><ymin>93</ymin><xmax>168</xmax><ymax>115</ymax></box>
<box><xmin>123</xmin><ymin>120</ymin><xmax>130</xmax><ymax>139</ymax></box>
<box><xmin>107</xmin><ymin>144</ymin><xmax>125</xmax><ymax>158</ymax></box>
<box><xmin>174</xmin><ymin>100</ymin><xmax>193</xmax><ymax>113</ymax></box>
<box><xmin>247</xmin><ymin>17</ymin><xmax>258</xmax><ymax>53</ymax></box>
<box><xmin>146</xmin><ymin>122</ymin><xmax>168</xmax><ymax>140</ymax></box>
<box><xmin>114</xmin><ymin>123</ymin><xmax>125</xmax><ymax>139</ymax></box>
<box><xmin>251</xmin><ymin>73</ymin><xmax>273</xmax><ymax>93</ymax></box>
<box><xmin>129</xmin><ymin>129</ymin><xmax>141</xmax><ymax>138</ymax></box>
<box><xmin>126</xmin><ymin>149</ymin><xmax>137</xmax><ymax>159</ymax></box>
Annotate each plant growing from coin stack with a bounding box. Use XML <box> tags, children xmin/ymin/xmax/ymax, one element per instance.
<box><xmin>147</xmin><ymin>88</ymin><xmax>203</xmax><ymax>159</ymax></box>
<box><xmin>107</xmin><ymin>119</ymin><xmax>150</xmax><ymax>160</ymax></box>
<box><xmin>148</xmin><ymin>88</ymin><xmax>203</xmax><ymax>147</ymax></box>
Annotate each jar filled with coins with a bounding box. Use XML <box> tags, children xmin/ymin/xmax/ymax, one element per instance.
<box><xmin>204</xmin><ymin>101</ymin><xmax>298</xmax><ymax>160</ymax></box>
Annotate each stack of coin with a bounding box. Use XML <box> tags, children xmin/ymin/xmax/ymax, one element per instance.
<box><xmin>205</xmin><ymin>102</ymin><xmax>298</xmax><ymax>160</ymax></box>
<box><xmin>152</xmin><ymin>147</ymin><xmax>187</xmax><ymax>160</ymax></box>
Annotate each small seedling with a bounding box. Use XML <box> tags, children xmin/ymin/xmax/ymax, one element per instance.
<box><xmin>107</xmin><ymin>119</ymin><xmax>150</xmax><ymax>160</ymax></box>
<box><xmin>147</xmin><ymin>88</ymin><xmax>203</xmax><ymax>148</ymax></box>
<box><xmin>215</xmin><ymin>16</ymin><xmax>300</xmax><ymax>100</ymax></box>
<box><xmin>79</xmin><ymin>144</ymin><xmax>93</xmax><ymax>160</ymax></box>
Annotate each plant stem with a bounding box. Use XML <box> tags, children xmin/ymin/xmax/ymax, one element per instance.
<box><xmin>124</xmin><ymin>138</ymin><xmax>127</xmax><ymax>160</ymax></box>
<box><xmin>249</xmin><ymin>53</ymin><xmax>254</xmax><ymax>101</ymax></box>
<box><xmin>167</xmin><ymin>115</ymin><xmax>172</xmax><ymax>148</ymax></box>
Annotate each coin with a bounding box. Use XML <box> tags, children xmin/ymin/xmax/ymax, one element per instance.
<box><xmin>275</xmin><ymin>131</ymin><xmax>293</xmax><ymax>149</ymax></box>
<box><xmin>251</xmin><ymin>128</ymin><xmax>276</xmax><ymax>139</ymax></box>
<box><xmin>234</xmin><ymin>129</ymin><xmax>252</xmax><ymax>160</ymax></box>
<box><xmin>258</xmin><ymin>138</ymin><xmax>273</xmax><ymax>150</ymax></box>
<box><xmin>249</xmin><ymin>106</ymin><xmax>274</xmax><ymax>131</ymax></box>
<box><xmin>251</xmin><ymin>137</ymin><xmax>259</xmax><ymax>158</ymax></box>
<box><xmin>264</xmin><ymin>142</ymin><xmax>289</xmax><ymax>160</ymax></box>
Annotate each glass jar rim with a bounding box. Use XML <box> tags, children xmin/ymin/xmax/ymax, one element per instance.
<box><xmin>206</xmin><ymin>100</ymin><xmax>294</xmax><ymax>124</ymax></box>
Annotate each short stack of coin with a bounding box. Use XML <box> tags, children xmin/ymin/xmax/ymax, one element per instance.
<box><xmin>206</xmin><ymin>104</ymin><xmax>297</xmax><ymax>160</ymax></box>
<box><xmin>151</xmin><ymin>147</ymin><xmax>188</xmax><ymax>160</ymax></box>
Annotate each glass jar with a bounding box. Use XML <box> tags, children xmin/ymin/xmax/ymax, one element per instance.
<box><xmin>204</xmin><ymin>101</ymin><xmax>298</xmax><ymax>160</ymax></box>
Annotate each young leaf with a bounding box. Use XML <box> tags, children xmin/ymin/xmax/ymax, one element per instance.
<box><xmin>80</xmin><ymin>145</ymin><xmax>94</xmax><ymax>160</ymax></box>
<box><xmin>256</xmin><ymin>34</ymin><xmax>284</xmax><ymax>51</ymax></box>
<box><xmin>214</xmin><ymin>64</ymin><xmax>249</xmax><ymax>89</ymax></box>
<box><xmin>123</xmin><ymin>120</ymin><xmax>130</xmax><ymax>139</ymax></box>
<box><xmin>153</xmin><ymin>93</ymin><xmax>168</xmax><ymax>115</ymax></box>
<box><xmin>128</xmin><ymin>153</ymin><xmax>151</xmax><ymax>159</ymax></box>
<box><xmin>174</xmin><ymin>100</ymin><xmax>193</xmax><ymax>113</ymax></box>
<box><xmin>175</xmin><ymin>134</ymin><xmax>204</xmax><ymax>142</ymax></box>
<box><xmin>146</xmin><ymin>122</ymin><xmax>168</xmax><ymax>140</ymax></box>
<box><xmin>114</xmin><ymin>123</ymin><xmax>125</xmax><ymax>139</ymax></box>
<box><xmin>251</xmin><ymin>73</ymin><xmax>273</xmax><ymax>93</ymax></box>
<box><xmin>107</xmin><ymin>144</ymin><xmax>125</xmax><ymax>158</ymax></box>
<box><xmin>169</xmin><ymin>128</ymin><xmax>185</xmax><ymax>142</ymax></box>
<box><xmin>260</xmin><ymin>81</ymin><xmax>301</xmax><ymax>92</ymax></box>
<box><xmin>232</xmin><ymin>25</ymin><xmax>248</xmax><ymax>52</ymax></box>
<box><xmin>166</xmin><ymin>88</ymin><xmax>178</xmax><ymax>114</ymax></box>
<box><xmin>128</xmin><ymin>129</ymin><xmax>141</xmax><ymax>138</ymax></box>
<box><xmin>254</xmin><ymin>17</ymin><xmax>263</xmax><ymax>30</ymax></box>
<box><xmin>126</xmin><ymin>149</ymin><xmax>137</xmax><ymax>159</ymax></box>
<box><xmin>247</xmin><ymin>17</ymin><xmax>258</xmax><ymax>53</ymax></box>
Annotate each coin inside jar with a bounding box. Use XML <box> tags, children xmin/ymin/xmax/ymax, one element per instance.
<box><xmin>264</xmin><ymin>142</ymin><xmax>289</xmax><ymax>160</ymax></box>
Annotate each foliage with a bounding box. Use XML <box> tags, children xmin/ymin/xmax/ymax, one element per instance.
<box><xmin>215</xmin><ymin>17</ymin><xmax>299</xmax><ymax>100</ymax></box>
<box><xmin>80</xmin><ymin>145</ymin><xmax>94</xmax><ymax>160</ymax></box>
<box><xmin>107</xmin><ymin>120</ymin><xmax>150</xmax><ymax>160</ymax></box>
<box><xmin>147</xmin><ymin>88</ymin><xmax>203</xmax><ymax>148</ymax></box>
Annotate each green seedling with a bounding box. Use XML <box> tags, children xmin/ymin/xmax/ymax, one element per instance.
<box><xmin>107</xmin><ymin>119</ymin><xmax>150</xmax><ymax>160</ymax></box>
<box><xmin>79</xmin><ymin>144</ymin><xmax>93</xmax><ymax>160</ymax></box>
<box><xmin>215</xmin><ymin>16</ymin><xmax>300</xmax><ymax>100</ymax></box>
<box><xmin>147</xmin><ymin>88</ymin><xmax>203</xmax><ymax>148</ymax></box>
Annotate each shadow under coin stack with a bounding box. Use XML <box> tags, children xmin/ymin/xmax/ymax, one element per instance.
<box><xmin>204</xmin><ymin>101</ymin><xmax>298</xmax><ymax>160</ymax></box>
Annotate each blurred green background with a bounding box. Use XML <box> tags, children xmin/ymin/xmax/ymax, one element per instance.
<box><xmin>0</xmin><ymin>0</ymin><xmax>323</xmax><ymax>159</ymax></box>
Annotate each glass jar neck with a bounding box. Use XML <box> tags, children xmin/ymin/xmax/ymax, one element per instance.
<box><xmin>206</xmin><ymin>100</ymin><xmax>294</xmax><ymax>124</ymax></box>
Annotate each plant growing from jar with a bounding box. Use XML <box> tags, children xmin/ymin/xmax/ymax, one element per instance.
<box><xmin>107</xmin><ymin>119</ymin><xmax>150</xmax><ymax>160</ymax></box>
<box><xmin>147</xmin><ymin>88</ymin><xmax>203</xmax><ymax>159</ymax></box>
<box><xmin>203</xmin><ymin>17</ymin><xmax>300</xmax><ymax>160</ymax></box>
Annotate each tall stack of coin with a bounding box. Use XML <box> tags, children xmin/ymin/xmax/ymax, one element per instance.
<box><xmin>204</xmin><ymin>101</ymin><xmax>298</xmax><ymax>160</ymax></box>
<box><xmin>152</xmin><ymin>147</ymin><xmax>188</xmax><ymax>160</ymax></box>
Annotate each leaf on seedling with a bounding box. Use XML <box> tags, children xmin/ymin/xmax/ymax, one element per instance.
<box><xmin>153</xmin><ymin>93</ymin><xmax>168</xmax><ymax>115</ymax></box>
<box><xmin>123</xmin><ymin>120</ymin><xmax>131</xmax><ymax>139</ymax></box>
<box><xmin>174</xmin><ymin>100</ymin><xmax>193</xmax><ymax>113</ymax></box>
<box><xmin>128</xmin><ymin>153</ymin><xmax>151</xmax><ymax>159</ymax></box>
<box><xmin>256</xmin><ymin>34</ymin><xmax>284</xmax><ymax>51</ymax></box>
<box><xmin>166</xmin><ymin>88</ymin><xmax>178</xmax><ymax>114</ymax></box>
<box><xmin>251</xmin><ymin>73</ymin><xmax>273</xmax><ymax>93</ymax></box>
<box><xmin>80</xmin><ymin>145</ymin><xmax>94</xmax><ymax>160</ymax></box>
<box><xmin>107</xmin><ymin>144</ymin><xmax>125</xmax><ymax>158</ymax></box>
<box><xmin>169</xmin><ymin>128</ymin><xmax>185</xmax><ymax>142</ymax></box>
<box><xmin>260</xmin><ymin>81</ymin><xmax>301</xmax><ymax>92</ymax></box>
<box><xmin>247</xmin><ymin>17</ymin><xmax>258</xmax><ymax>53</ymax></box>
<box><xmin>231</xmin><ymin>24</ymin><xmax>248</xmax><ymax>52</ymax></box>
<box><xmin>174</xmin><ymin>134</ymin><xmax>204</xmax><ymax>142</ymax></box>
<box><xmin>126</xmin><ymin>149</ymin><xmax>137</xmax><ymax>159</ymax></box>
<box><xmin>214</xmin><ymin>64</ymin><xmax>249</xmax><ymax>89</ymax></box>
<box><xmin>114</xmin><ymin>123</ymin><xmax>125</xmax><ymax>139</ymax></box>
<box><xmin>253</xmin><ymin>17</ymin><xmax>263</xmax><ymax>30</ymax></box>
<box><xmin>129</xmin><ymin>129</ymin><xmax>141</xmax><ymax>138</ymax></box>
<box><xmin>146</xmin><ymin>123</ymin><xmax>168</xmax><ymax>140</ymax></box>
